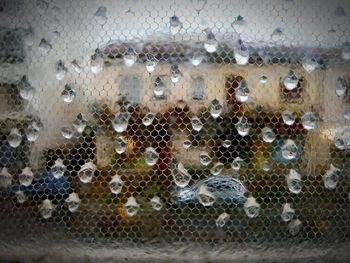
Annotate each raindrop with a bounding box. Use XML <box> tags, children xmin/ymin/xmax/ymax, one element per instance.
<box><xmin>78</xmin><ymin>162</ymin><xmax>96</xmax><ymax>184</ymax></box>
<box><xmin>335</xmin><ymin>77</ymin><xmax>347</xmax><ymax>97</ymax></box>
<box><xmin>39</xmin><ymin>199</ymin><xmax>54</xmax><ymax>219</ymax></box>
<box><xmin>115</xmin><ymin>135</ymin><xmax>127</xmax><ymax>154</ymax></box>
<box><xmin>183</xmin><ymin>140</ymin><xmax>191</xmax><ymax>149</ymax></box>
<box><xmin>234</xmin><ymin>40</ymin><xmax>250</xmax><ymax>65</ymax></box>
<box><xmin>169</xmin><ymin>15</ymin><xmax>182</xmax><ymax>35</ymax></box>
<box><xmin>125</xmin><ymin>196</ymin><xmax>139</xmax><ymax>217</ymax></box>
<box><xmin>288</xmin><ymin>219</ymin><xmax>302</xmax><ymax>236</ymax></box>
<box><xmin>231</xmin><ymin>15</ymin><xmax>246</xmax><ymax>34</ymax></box>
<box><xmin>170</xmin><ymin>64</ymin><xmax>182</xmax><ymax>83</ymax></box>
<box><xmin>281</xmin><ymin>139</ymin><xmax>298</xmax><ymax>160</ymax></box>
<box><xmin>204</xmin><ymin>30</ymin><xmax>218</xmax><ymax>53</ymax></box>
<box><xmin>344</xmin><ymin>105</ymin><xmax>350</xmax><ymax>120</ymax></box>
<box><xmin>301</xmin><ymin>112</ymin><xmax>316</xmax><ymax>130</ymax></box>
<box><xmin>261</xmin><ymin>127</ymin><xmax>276</xmax><ymax>143</ymax></box>
<box><xmin>112</xmin><ymin>112</ymin><xmax>131</xmax><ymax>133</ymax></box>
<box><xmin>15</xmin><ymin>190</ymin><xmax>27</xmax><ymax>204</ymax></box>
<box><xmin>235</xmin><ymin>117</ymin><xmax>251</xmax><ymax>136</ymax></box>
<box><xmin>109</xmin><ymin>174</ymin><xmax>124</xmax><ymax>195</ymax></box>
<box><xmin>286</xmin><ymin>169</ymin><xmax>302</xmax><ymax>194</ymax></box>
<box><xmin>150</xmin><ymin>196</ymin><xmax>163</xmax><ymax>211</ymax></box>
<box><xmin>71</xmin><ymin>59</ymin><xmax>82</xmax><ymax>74</ymax></box>
<box><xmin>216</xmin><ymin>212</ymin><xmax>230</xmax><ymax>227</ymax></box>
<box><xmin>283</xmin><ymin>70</ymin><xmax>299</xmax><ymax>90</ymax></box>
<box><xmin>61</xmin><ymin>125</ymin><xmax>74</xmax><ymax>139</ymax></box>
<box><xmin>222</xmin><ymin>139</ymin><xmax>231</xmax><ymax>148</ymax></box>
<box><xmin>19</xmin><ymin>167</ymin><xmax>34</xmax><ymax>187</ymax></box>
<box><xmin>23</xmin><ymin>26</ymin><xmax>35</xmax><ymax>46</ymax></box>
<box><xmin>144</xmin><ymin>147</ymin><xmax>159</xmax><ymax>166</ymax></box>
<box><xmin>341</xmin><ymin>41</ymin><xmax>350</xmax><ymax>60</ymax></box>
<box><xmin>90</xmin><ymin>53</ymin><xmax>104</xmax><ymax>74</ymax></box>
<box><xmin>191</xmin><ymin>116</ymin><xmax>203</xmax><ymax>131</ymax></box>
<box><xmin>55</xmin><ymin>60</ymin><xmax>67</xmax><ymax>81</ymax></box>
<box><xmin>323</xmin><ymin>164</ymin><xmax>340</xmax><ymax>190</ymax></box>
<box><xmin>65</xmin><ymin>193</ymin><xmax>81</xmax><ymax>213</ymax></box>
<box><xmin>197</xmin><ymin>185</ymin><xmax>215</xmax><ymax>206</ymax></box>
<box><xmin>271</xmin><ymin>27</ymin><xmax>283</xmax><ymax>41</ymax></box>
<box><xmin>302</xmin><ymin>56</ymin><xmax>318</xmax><ymax>73</ymax></box>
<box><xmin>146</xmin><ymin>56</ymin><xmax>158</xmax><ymax>73</ymax></box>
<box><xmin>73</xmin><ymin>113</ymin><xmax>87</xmax><ymax>134</ymax></box>
<box><xmin>25</xmin><ymin>121</ymin><xmax>40</xmax><ymax>142</ymax></box>
<box><xmin>38</xmin><ymin>38</ymin><xmax>52</xmax><ymax>54</ymax></box>
<box><xmin>142</xmin><ymin>112</ymin><xmax>155</xmax><ymax>126</ymax></box>
<box><xmin>8</xmin><ymin>128</ymin><xmax>22</xmax><ymax>148</ymax></box>
<box><xmin>0</xmin><ymin>167</ymin><xmax>12</xmax><ymax>189</ymax></box>
<box><xmin>232</xmin><ymin>157</ymin><xmax>245</xmax><ymax>171</ymax></box>
<box><xmin>259</xmin><ymin>75</ymin><xmax>268</xmax><ymax>84</ymax></box>
<box><xmin>61</xmin><ymin>84</ymin><xmax>76</xmax><ymax>103</ymax></box>
<box><xmin>260</xmin><ymin>161</ymin><xmax>271</xmax><ymax>172</ymax></box>
<box><xmin>244</xmin><ymin>196</ymin><xmax>260</xmax><ymax>218</ymax></box>
<box><xmin>172</xmin><ymin>162</ymin><xmax>191</xmax><ymax>187</ymax></box>
<box><xmin>211</xmin><ymin>162</ymin><xmax>224</xmax><ymax>175</ymax></box>
<box><xmin>19</xmin><ymin>75</ymin><xmax>35</xmax><ymax>100</ymax></box>
<box><xmin>51</xmin><ymin>158</ymin><xmax>66</xmax><ymax>179</ymax></box>
<box><xmin>235</xmin><ymin>80</ymin><xmax>250</xmax><ymax>102</ymax></box>
<box><xmin>154</xmin><ymin>77</ymin><xmax>165</xmax><ymax>98</ymax></box>
<box><xmin>124</xmin><ymin>47</ymin><xmax>138</xmax><ymax>67</ymax></box>
<box><xmin>281</xmin><ymin>203</ymin><xmax>295</xmax><ymax>222</ymax></box>
<box><xmin>282</xmin><ymin>111</ymin><xmax>295</xmax><ymax>125</ymax></box>
<box><xmin>94</xmin><ymin>6</ymin><xmax>107</xmax><ymax>25</ymax></box>
<box><xmin>209</xmin><ymin>99</ymin><xmax>223</xmax><ymax>118</ymax></box>
<box><xmin>199</xmin><ymin>152</ymin><xmax>211</xmax><ymax>166</ymax></box>
<box><xmin>334</xmin><ymin>128</ymin><xmax>350</xmax><ymax>150</ymax></box>
<box><xmin>190</xmin><ymin>52</ymin><xmax>203</xmax><ymax>66</ymax></box>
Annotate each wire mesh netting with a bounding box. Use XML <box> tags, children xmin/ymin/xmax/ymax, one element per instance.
<box><xmin>0</xmin><ymin>0</ymin><xmax>350</xmax><ymax>262</ymax></box>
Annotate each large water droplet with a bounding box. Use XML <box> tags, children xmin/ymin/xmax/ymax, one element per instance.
<box><xmin>125</xmin><ymin>196</ymin><xmax>139</xmax><ymax>217</ymax></box>
<box><xmin>235</xmin><ymin>117</ymin><xmax>251</xmax><ymax>136</ymax></box>
<box><xmin>283</xmin><ymin>70</ymin><xmax>299</xmax><ymax>90</ymax></box>
<box><xmin>341</xmin><ymin>41</ymin><xmax>350</xmax><ymax>60</ymax></box>
<box><xmin>112</xmin><ymin>112</ymin><xmax>131</xmax><ymax>133</ymax></box>
<box><xmin>19</xmin><ymin>167</ymin><xmax>34</xmax><ymax>186</ymax></box>
<box><xmin>261</xmin><ymin>127</ymin><xmax>276</xmax><ymax>143</ymax></box>
<box><xmin>199</xmin><ymin>152</ymin><xmax>211</xmax><ymax>166</ymax></box>
<box><xmin>323</xmin><ymin>164</ymin><xmax>340</xmax><ymax>190</ymax></box>
<box><xmin>38</xmin><ymin>38</ymin><xmax>52</xmax><ymax>54</ymax></box>
<box><xmin>286</xmin><ymin>169</ymin><xmax>302</xmax><ymax>194</ymax></box>
<box><xmin>334</xmin><ymin>128</ymin><xmax>350</xmax><ymax>150</ymax></box>
<box><xmin>124</xmin><ymin>47</ymin><xmax>138</xmax><ymax>67</ymax></box>
<box><xmin>204</xmin><ymin>31</ymin><xmax>218</xmax><ymax>53</ymax></box>
<box><xmin>109</xmin><ymin>174</ymin><xmax>123</xmax><ymax>195</ymax></box>
<box><xmin>94</xmin><ymin>6</ymin><xmax>107</xmax><ymax>25</ymax></box>
<box><xmin>172</xmin><ymin>162</ymin><xmax>191</xmax><ymax>187</ymax></box>
<box><xmin>211</xmin><ymin>162</ymin><xmax>224</xmax><ymax>175</ymax></box>
<box><xmin>170</xmin><ymin>64</ymin><xmax>182</xmax><ymax>83</ymax></box>
<box><xmin>71</xmin><ymin>59</ymin><xmax>82</xmax><ymax>74</ymax></box>
<box><xmin>61</xmin><ymin>125</ymin><xmax>74</xmax><ymax>139</ymax></box>
<box><xmin>115</xmin><ymin>135</ymin><xmax>127</xmax><ymax>154</ymax></box>
<box><xmin>144</xmin><ymin>147</ymin><xmax>159</xmax><ymax>166</ymax></box>
<box><xmin>8</xmin><ymin>128</ymin><xmax>22</xmax><ymax>148</ymax></box>
<box><xmin>19</xmin><ymin>76</ymin><xmax>35</xmax><ymax>100</ymax></box>
<box><xmin>154</xmin><ymin>77</ymin><xmax>165</xmax><ymax>98</ymax></box>
<box><xmin>169</xmin><ymin>15</ymin><xmax>182</xmax><ymax>35</ymax></box>
<box><xmin>51</xmin><ymin>158</ymin><xmax>66</xmax><ymax>179</ymax></box>
<box><xmin>25</xmin><ymin>121</ymin><xmax>40</xmax><ymax>142</ymax></box>
<box><xmin>61</xmin><ymin>84</ymin><xmax>76</xmax><ymax>103</ymax></box>
<box><xmin>0</xmin><ymin>167</ymin><xmax>12</xmax><ymax>189</ymax></box>
<box><xmin>301</xmin><ymin>112</ymin><xmax>316</xmax><ymax>130</ymax></box>
<box><xmin>78</xmin><ymin>162</ymin><xmax>96</xmax><ymax>184</ymax></box>
<box><xmin>282</xmin><ymin>111</ymin><xmax>295</xmax><ymax>125</ymax></box>
<box><xmin>191</xmin><ymin>116</ymin><xmax>203</xmax><ymax>131</ymax></box>
<box><xmin>146</xmin><ymin>56</ymin><xmax>158</xmax><ymax>73</ymax></box>
<box><xmin>232</xmin><ymin>157</ymin><xmax>245</xmax><ymax>171</ymax></box>
<box><xmin>150</xmin><ymin>196</ymin><xmax>163</xmax><ymax>211</ymax></box>
<box><xmin>55</xmin><ymin>60</ymin><xmax>67</xmax><ymax>81</ymax></box>
<box><xmin>73</xmin><ymin>113</ymin><xmax>86</xmax><ymax>134</ymax></box>
<box><xmin>244</xmin><ymin>196</ymin><xmax>260</xmax><ymax>218</ymax></box>
<box><xmin>288</xmin><ymin>219</ymin><xmax>302</xmax><ymax>236</ymax></box>
<box><xmin>231</xmin><ymin>15</ymin><xmax>246</xmax><ymax>34</ymax></box>
<box><xmin>15</xmin><ymin>190</ymin><xmax>27</xmax><ymax>204</ymax></box>
<box><xmin>234</xmin><ymin>40</ymin><xmax>249</xmax><ymax>66</ymax></box>
<box><xmin>142</xmin><ymin>112</ymin><xmax>155</xmax><ymax>126</ymax></box>
<box><xmin>190</xmin><ymin>52</ymin><xmax>203</xmax><ymax>66</ymax></box>
<box><xmin>216</xmin><ymin>212</ymin><xmax>230</xmax><ymax>227</ymax></box>
<box><xmin>281</xmin><ymin>139</ymin><xmax>298</xmax><ymax>160</ymax></box>
<box><xmin>336</xmin><ymin>77</ymin><xmax>347</xmax><ymax>97</ymax></box>
<box><xmin>197</xmin><ymin>185</ymin><xmax>215</xmax><ymax>206</ymax></box>
<box><xmin>39</xmin><ymin>199</ymin><xmax>54</xmax><ymax>219</ymax></box>
<box><xmin>235</xmin><ymin>80</ymin><xmax>250</xmax><ymax>102</ymax></box>
<box><xmin>302</xmin><ymin>56</ymin><xmax>318</xmax><ymax>73</ymax></box>
<box><xmin>281</xmin><ymin>203</ymin><xmax>295</xmax><ymax>222</ymax></box>
<box><xmin>65</xmin><ymin>192</ymin><xmax>81</xmax><ymax>213</ymax></box>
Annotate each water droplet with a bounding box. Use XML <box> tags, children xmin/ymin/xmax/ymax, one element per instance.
<box><xmin>38</xmin><ymin>38</ymin><xmax>52</xmax><ymax>54</ymax></box>
<box><xmin>281</xmin><ymin>139</ymin><xmax>298</xmax><ymax>160</ymax></box>
<box><xmin>123</xmin><ymin>47</ymin><xmax>137</xmax><ymax>67</ymax></box>
<box><xmin>0</xmin><ymin>167</ymin><xmax>12</xmax><ymax>188</ymax></box>
<box><xmin>260</xmin><ymin>161</ymin><xmax>271</xmax><ymax>172</ymax></box>
<box><xmin>216</xmin><ymin>212</ymin><xmax>230</xmax><ymax>227</ymax></box>
<box><xmin>281</xmin><ymin>203</ymin><xmax>295</xmax><ymax>222</ymax></box>
<box><xmin>25</xmin><ymin>121</ymin><xmax>40</xmax><ymax>142</ymax></box>
<box><xmin>90</xmin><ymin>55</ymin><xmax>104</xmax><ymax>74</ymax></box>
<box><xmin>170</xmin><ymin>64</ymin><xmax>182</xmax><ymax>83</ymax></box>
<box><xmin>301</xmin><ymin>112</ymin><xmax>316</xmax><ymax>130</ymax></box>
<box><xmin>286</xmin><ymin>169</ymin><xmax>302</xmax><ymax>194</ymax></box>
<box><xmin>234</xmin><ymin>41</ymin><xmax>249</xmax><ymax>65</ymax></box>
<box><xmin>51</xmin><ymin>158</ymin><xmax>66</xmax><ymax>179</ymax></box>
<box><xmin>341</xmin><ymin>41</ymin><xmax>350</xmax><ymax>60</ymax></box>
<box><xmin>150</xmin><ymin>196</ymin><xmax>162</xmax><ymax>211</ymax></box>
<box><xmin>261</xmin><ymin>127</ymin><xmax>276</xmax><ymax>143</ymax></box>
<box><xmin>142</xmin><ymin>112</ymin><xmax>155</xmax><ymax>126</ymax></box>
<box><xmin>154</xmin><ymin>77</ymin><xmax>165</xmax><ymax>98</ymax></box>
<box><xmin>222</xmin><ymin>139</ymin><xmax>231</xmax><ymax>148</ymax></box>
<box><xmin>19</xmin><ymin>76</ymin><xmax>35</xmax><ymax>100</ymax></box>
<box><xmin>39</xmin><ymin>199</ymin><xmax>54</xmax><ymax>219</ymax></box>
<box><xmin>73</xmin><ymin>113</ymin><xmax>86</xmax><ymax>134</ymax></box>
<box><xmin>336</xmin><ymin>77</ymin><xmax>347</xmax><ymax>96</ymax></box>
<box><xmin>334</xmin><ymin>128</ymin><xmax>350</xmax><ymax>150</ymax></box>
<box><xmin>211</xmin><ymin>162</ymin><xmax>224</xmax><ymax>175</ymax></box>
<box><xmin>71</xmin><ymin>59</ymin><xmax>82</xmax><ymax>74</ymax></box>
<box><xmin>323</xmin><ymin>164</ymin><xmax>340</xmax><ymax>190</ymax></box>
<box><xmin>244</xmin><ymin>196</ymin><xmax>260</xmax><ymax>218</ymax></box>
<box><xmin>191</xmin><ymin>116</ymin><xmax>203</xmax><ymax>132</ymax></box>
<box><xmin>288</xmin><ymin>219</ymin><xmax>302</xmax><ymax>236</ymax></box>
<box><xmin>109</xmin><ymin>174</ymin><xmax>123</xmax><ymax>195</ymax></box>
<box><xmin>302</xmin><ymin>56</ymin><xmax>318</xmax><ymax>73</ymax></box>
<box><xmin>61</xmin><ymin>84</ymin><xmax>76</xmax><ymax>104</ymax></box>
<box><xmin>199</xmin><ymin>152</ymin><xmax>211</xmax><ymax>166</ymax></box>
<box><xmin>24</xmin><ymin>27</ymin><xmax>35</xmax><ymax>46</ymax></box>
<box><xmin>259</xmin><ymin>75</ymin><xmax>268</xmax><ymax>84</ymax></box>
<box><xmin>94</xmin><ymin>6</ymin><xmax>107</xmax><ymax>25</ymax></box>
<box><xmin>78</xmin><ymin>162</ymin><xmax>96</xmax><ymax>184</ymax></box>
<box><xmin>283</xmin><ymin>70</ymin><xmax>299</xmax><ymax>90</ymax></box>
<box><xmin>15</xmin><ymin>190</ymin><xmax>27</xmax><ymax>204</ymax></box>
<box><xmin>344</xmin><ymin>105</ymin><xmax>350</xmax><ymax>120</ymax></box>
<box><xmin>55</xmin><ymin>60</ymin><xmax>67</xmax><ymax>81</ymax></box>
<box><xmin>8</xmin><ymin>128</ymin><xmax>22</xmax><ymax>148</ymax></box>
<box><xmin>209</xmin><ymin>99</ymin><xmax>223</xmax><ymax>118</ymax></box>
<box><xmin>61</xmin><ymin>125</ymin><xmax>74</xmax><ymax>139</ymax></box>
<box><xmin>282</xmin><ymin>111</ymin><xmax>295</xmax><ymax>125</ymax></box>
<box><xmin>125</xmin><ymin>196</ymin><xmax>139</xmax><ymax>217</ymax></box>
<box><xmin>65</xmin><ymin>192</ymin><xmax>80</xmax><ymax>213</ymax></box>
<box><xmin>115</xmin><ymin>135</ymin><xmax>127</xmax><ymax>154</ymax></box>
<box><xmin>235</xmin><ymin>80</ymin><xmax>250</xmax><ymax>102</ymax></box>
<box><xmin>190</xmin><ymin>52</ymin><xmax>203</xmax><ymax>66</ymax></box>
<box><xmin>144</xmin><ymin>147</ymin><xmax>159</xmax><ymax>166</ymax></box>
<box><xmin>112</xmin><ymin>112</ymin><xmax>131</xmax><ymax>133</ymax></box>
<box><xmin>169</xmin><ymin>15</ymin><xmax>182</xmax><ymax>35</ymax></box>
<box><xmin>271</xmin><ymin>27</ymin><xmax>284</xmax><ymax>41</ymax></box>
<box><xmin>197</xmin><ymin>185</ymin><xmax>215</xmax><ymax>206</ymax></box>
<box><xmin>204</xmin><ymin>31</ymin><xmax>218</xmax><ymax>53</ymax></box>
<box><xmin>146</xmin><ymin>56</ymin><xmax>158</xmax><ymax>73</ymax></box>
<box><xmin>232</xmin><ymin>157</ymin><xmax>245</xmax><ymax>171</ymax></box>
<box><xmin>183</xmin><ymin>140</ymin><xmax>191</xmax><ymax>149</ymax></box>
<box><xmin>235</xmin><ymin>117</ymin><xmax>251</xmax><ymax>136</ymax></box>
<box><xmin>172</xmin><ymin>162</ymin><xmax>191</xmax><ymax>187</ymax></box>
<box><xmin>19</xmin><ymin>167</ymin><xmax>34</xmax><ymax>186</ymax></box>
<box><xmin>231</xmin><ymin>15</ymin><xmax>246</xmax><ymax>34</ymax></box>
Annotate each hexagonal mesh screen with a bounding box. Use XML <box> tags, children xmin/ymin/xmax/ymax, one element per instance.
<box><xmin>0</xmin><ymin>0</ymin><xmax>350</xmax><ymax>261</ymax></box>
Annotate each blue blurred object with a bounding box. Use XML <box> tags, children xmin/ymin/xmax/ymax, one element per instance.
<box><xmin>0</xmin><ymin>143</ymin><xmax>18</xmax><ymax>167</ymax></box>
